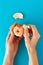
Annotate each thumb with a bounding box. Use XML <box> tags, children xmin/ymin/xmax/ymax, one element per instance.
<box><xmin>23</xmin><ymin>26</ymin><xmax>30</xmax><ymax>42</ymax></box>
<box><xmin>23</xmin><ymin>26</ymin><xmax>31</xmax><ymax>51</ymax></box>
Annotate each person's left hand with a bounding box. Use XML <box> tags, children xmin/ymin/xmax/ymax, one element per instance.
<box><xmin>23</xmin><ymin>25</ymin><xmax>40</xmax><ymax>55</ymax></box>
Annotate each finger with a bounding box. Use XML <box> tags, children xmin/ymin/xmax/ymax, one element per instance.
<box><xmin>33</xmin><ymin>25</ymin><xmax>40</xmax><ymax>38</ymax></box>
<box><xmin>29</xmin><ymin>25</ymin><xmax>35</xmax><ymax>37</ymax></box>
<box><xmin>10</xmin><ymin>31</ymin><xmax>15</xmax><ymax>39</ymax></box>
<box><xmin>23</xmin><ymin>26</ymin><xmax>31</xmax><ymax>48</ymax></box>
<box><xmin>30</xmin><ymin>25</ymin><xmax>40</xmax><ymax>47</ymax></box>
<box><xmin>30</xmin><ymin>25</ymin><xmax>40</xmax><ymax>38</ymax></box>
<box><xmin>10</xmin><ymin>31</ymin><xmax>21</xmax><ymax>42</ymax></box>
<box><xmin>24</xmin><ymin>28</ymin><xmax>32</xmax><ymax>54</ymax></box>
<box><xmin>10</xmin><ymin>23</ymin><xmax>18</xmax><ymax>32</ymax></box>
<box><xmin>6</xmin><ymin>31</ymin><xmax>11</xmax><ymax>41</ymax></box>
<box><xmin>11</xmin><ymin>31</ymin><xmax>14</xmax><ymax>36</ymax></box>
<box><xmin>14</xmin><ymin>35</ymin><xmax>22</xmax><ymax>42</ymax></box>
<box><xmin>23</xmin><ymin>26</ymin><xmax>30</xmax><ymax>40</ymax></box>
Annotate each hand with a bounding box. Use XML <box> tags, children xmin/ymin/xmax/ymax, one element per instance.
<box><xmin>3</xmin><ymin>23</ymin><xmax>21</xmax><ymax>65</ymax></box>
<box><xmin>6</xmin><ymin>23</ymin><xmax>21</xmax><ymax>57</ymax></box>
<box><xmin>23</xmin><ymin>25</ymin><xmax>40</xmax><ymax>54</ymax></box>
<box><xmin>30</xmin><ymin>25</ymin><xmax>40</xmax><ymax>48</ymax></box>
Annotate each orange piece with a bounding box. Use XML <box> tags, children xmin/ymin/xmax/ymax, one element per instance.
<box><xmin>10</xmin><ymin>24</ymin><xmax>33</xmax><ymax>38</ymax></box>
<box><xmin>13</xmin><ymin>24</ymin><xmax>23</xmax><ymax>37</ymax></box>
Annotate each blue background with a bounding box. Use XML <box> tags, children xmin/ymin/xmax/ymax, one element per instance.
<box><xmin>0</xmin><ymin>0</ymin><xmax>43</xmax><ymax>65</ymax></box>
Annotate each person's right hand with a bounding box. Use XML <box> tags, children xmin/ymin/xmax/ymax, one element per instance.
<box><xmin>23</xmin><ymin>25</ymin><xmax>40</xmax><ymax>55</ymax></box>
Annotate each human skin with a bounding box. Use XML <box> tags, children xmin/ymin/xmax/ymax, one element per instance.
<box><xmin>23</xmin><ymin>25</ymin><xmax>40</xmax><ymax>65</ymax></box>
<box><xmin>3</xmin><ymin>24</ymin><xmax>40</xmax><ymax>65</ymax></box>
<box><xmin>3</xmin><ymin>23</ymin><xmax>21</xmax><ymax>65</ymax></box>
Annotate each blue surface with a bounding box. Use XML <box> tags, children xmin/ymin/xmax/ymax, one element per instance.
<box><xmin>0</xmin><ymin>0</ymin><xmax>43</xmax><ymax>65</ymax></box>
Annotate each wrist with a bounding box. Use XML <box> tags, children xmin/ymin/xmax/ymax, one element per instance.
<box><xmin>5</xmin><ymin>50</ymin><xmax>14</xmax><ymax>60</ymax></box>
<box><xmin>29</xmin><ymin>51</ymin><xmax>38</xmax><ymax>65</ymax></box>
<box><xmin>28</xmin><ymin>49</ymin><xmax>37</xmax><ymax>59</ymax></box>
<box><xmin>28</xmin><ymin>47</ymin><xmax>36</xmax><ymax>57</ymax></box>
<box><xmin>3</xmin><ymin>51</ymin><xmax>14</xmax><ymax>65</ymax></box>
